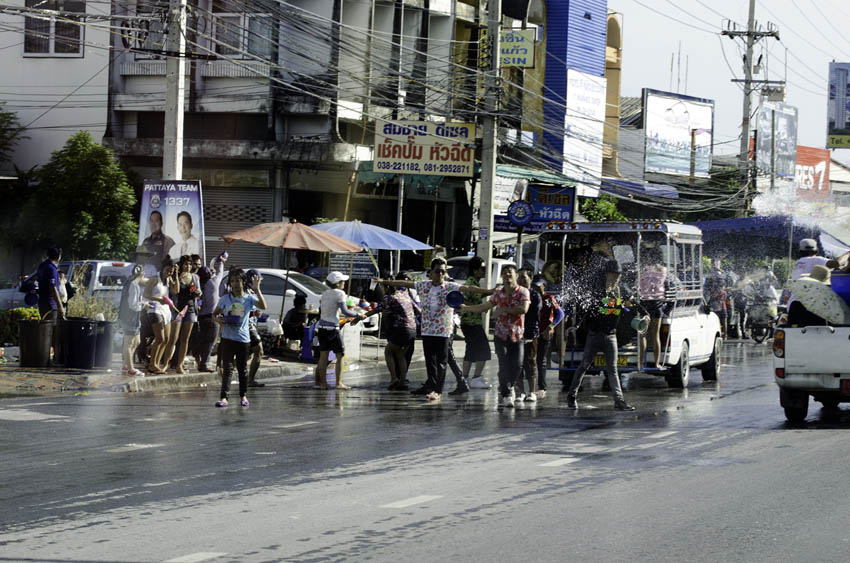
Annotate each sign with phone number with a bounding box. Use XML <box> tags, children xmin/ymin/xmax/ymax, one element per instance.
<box><xmin>373</xmin><ymin>120</ymin><xmax>476</xmax><ymax>178</ymax></box>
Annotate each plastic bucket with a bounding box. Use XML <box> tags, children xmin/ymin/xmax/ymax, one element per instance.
<box><xmin>65</xmin><ymin>317</ymin><xmax>97</xmax><ymax>369</ymax></box>
<box><xmin>18</xmin><ymin>319</ymin><xmax>51</xmax><ymax>368</ymax></box>
<box><xmin>94</xmin><ymin>321</ymin><xmax>116</xmax><ymax>368</ymax></box>
<box><xmin>832</xmin><ymin>270</ymin><xmax>850</xmax><ymax>307</ymax></box>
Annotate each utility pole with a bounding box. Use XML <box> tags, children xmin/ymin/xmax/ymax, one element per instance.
<box><xmin>721</xmin><ymin>0</ymin><xmax>779</xmax><ymax>217</ymax></box>
<box><xmin>163</xmin><ymin>0</ymin><xmax>187</xmax><ymax>180</ymax></box>
<box><xmin>476</xmin><ymin>0</ymin><xmax>501</xmax><ymax>293</ymax></box>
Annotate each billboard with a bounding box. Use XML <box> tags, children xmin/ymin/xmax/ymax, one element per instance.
<box><xmin>794</xmin><ymin>146</ymin><xmax>831</xmax><ymax>199</ymax></box>
<box><xmin>137</xmin><ymin>179</ymin><xmax>205</xmax><ymax>275</ymax></box>
<box><xmin>642</xmin><ymin>89</ymin><xmax>714</xmax><ymax>178</ymax></box>
<box><xmin>827</xmin><ymin>62</ymin><xmax>850</xmax><ymax>147</ymax></box>
<box><xmin>757</xmin><ymin>101</ymin><xmax>798</xmax><ymax>179</ymax></box>
<box><xmin>374</xmin><ymin>120</ymin><xmax>475</xmax><ymax>178</ymax></box>
<box><xmin>563</xmin><ymin>69</ymin><xmax>605</xmax><ymax>197</ymax></box>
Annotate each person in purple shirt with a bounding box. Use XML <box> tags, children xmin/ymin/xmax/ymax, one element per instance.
<box><xmin>36</xmin><ymin>246</ymin><xmax>65</xmax><ymax>364</ymax></box>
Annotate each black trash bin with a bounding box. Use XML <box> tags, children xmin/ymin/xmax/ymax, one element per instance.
<box><xmin>94</xmin><ymin>321</ymin><xmax>116</xmax><ymax>368</ymax></box>
<box><xmin>18</xmin><ymin>319</ymin><xmax>51</xmax><ymax>368</ymax></box>
<box><xmin>65</xmin><ymin>317</ymin><xmax>97</xmax><ymax>369</ymax></box>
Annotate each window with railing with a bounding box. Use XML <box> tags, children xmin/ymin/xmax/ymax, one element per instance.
<box><xmin>24</xmin><ymin>0</ymin><xmax>85</xmax><ymax>57</ymax></box>
<box><xmin>212</xmin><ymin>0</ymin><xmax>273</xmax><ymax>60</ymax></box>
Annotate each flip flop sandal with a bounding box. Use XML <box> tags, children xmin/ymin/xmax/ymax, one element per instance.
<box><xmin>240</xmin><ymin>399</ymin><xmax>250</xmax><ymax>407</ymax></box>
<box><xmin>215</xmin><ymin>400</ymin><xmax>228</xmax><ymax>408</ymax></box>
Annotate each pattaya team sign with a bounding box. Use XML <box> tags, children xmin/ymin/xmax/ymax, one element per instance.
<box><xmin>374</xmin><ymin>120</ymin><xmax>476</xmax><ymax>177</ymax></box>
<box><xmin>137</xmin><ymin>179</ymin><xmax>205</xmax><ymax>274</ymax></box>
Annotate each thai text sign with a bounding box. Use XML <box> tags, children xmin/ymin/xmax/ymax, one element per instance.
<box><xmin>529</xmin><ymin>185</ymin><xmax>575</xmax><ymax>222</ymax></box>
<box><xmin>479</xmin><ymin>28</ymin><xmax>536</xmax><ymax>69</ymax></box>
<box><xmin>374</xmin><ymin>120</ymin><xmax>476</xmax><ymax>177</ymax></box>
<box><xmin>329</xmin><ymin>252</ymin><xmax>379</xmax><ymax>279</ymax></box>
<box><xmin>794</xmin><ymin>146</ymin><xmax>830</xmax><ymax>199</ymax></box>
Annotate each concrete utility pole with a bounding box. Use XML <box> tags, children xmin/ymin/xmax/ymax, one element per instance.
<box><xmin>721</xmin><ymin>0</ymin><xmax>779</xmax><ymax>216</ymax></box>
<box><xmin>476</xmin><ymin>0</ymin><xmax>501</xmax><ymax>292</ymax></box>
<box><xmin>163</xmin><ymin>0</ymin><xmax>187</xmax><ymax>180</ymax></box>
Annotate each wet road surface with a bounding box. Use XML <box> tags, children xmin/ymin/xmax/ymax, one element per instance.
<box><xmin>3</xmin><ymin>341</ymin><xmax>850</xmax><ymax>562</ymax></box>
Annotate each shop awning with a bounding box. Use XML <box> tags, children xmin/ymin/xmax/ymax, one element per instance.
<box><xmin>601</xmin><ymin>178</ymin><xmax>679</xmax><ymax>199</ymax></box>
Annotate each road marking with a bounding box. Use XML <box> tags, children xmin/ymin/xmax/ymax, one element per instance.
<box><xmin>164</xmin><ymin>553</ymin><xmax>228</xmax><ymax>563</ymax></box>
<box><xmin>273</xmin><ymin>421</ymin><xmax>318</xmax><ymax>429</ymax></box>
<box><xmin>9</xmin><ymin>402</ymin><xmax>55</xmax><ymax>407</ymax></box>
<box><xmin>647</xmin><ymin>431</ymin><xmax>677</xmax><ymax>439</ymax></box>
<box><xmin>106</xmin><ymin>443</ymin><xmax>164</xmax><ymax>453</ymax></box>
<box><xmin>381</xmin><ymin>495</ymin><xmax>443</xmax><ymax>508</ymax></box>
<box><xmin>630</xmin><ymin>442</ymin><xmax>664</xmax><ymax>450</ymax></box>
<box><xmin>255</xmin><ymin>451</ymin><xmax>277</xmax><ymax>455</ymax></box>
<box><xmin>0</xmin><ymin>409</ymin><xmax>67</xmax><ymax>421</ymax></box>
<box><xmin>539</xmin><ymin>457</ymin><xmax>580</xmax><ymax>467</ymax></box>
<box><xmin>565</xmin><ymin>444</ymin><xmax>608</xmax><ymax>453</ymax></box>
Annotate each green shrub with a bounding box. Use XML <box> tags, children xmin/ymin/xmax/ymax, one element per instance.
<box><xmin>0</xmin><ymin>307</ymin><xmax>40</xmax><ymax>346</ymax></box>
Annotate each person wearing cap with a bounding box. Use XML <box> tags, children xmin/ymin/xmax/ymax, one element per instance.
<box><xmin>119</xmin><ymin>264</ymin><xmax>148</xmax><ymax>376</ymax></box>
<box><xmin>787</xmin><ymin>239</ymin><xmax>830</xmax><ymax>304</ymax></box>
<box><xmin>315</xmin><ymin>271</ymin><xmax>365</xmax><ymax>390</ymax></box>
<box><xmin>532</xmin><ymin>273</ymin><xmax>562</xmax><ymax>397</ymax></box>
<box><xmin>460</xmin><ymin>264</ymin><xmax>530</xmax><ymax>407</ymax></box>
<box><xmin>377</xmin><ymin>258</ymin><xmax>488</xmax><ymax>401</ymax></box>
<box><xmin>515</xmin><ymin>268</ymin><xmax>542</xmax><ymax>402</ymax></box>
<box><xmin>565</xmin><ymin>259</ymin><xmax>636</xmax><ymax>411</ymax></box>
<box><xmin>195</xmin><ymin>253</ymin><xmax>227</xmax><ymax>371</ymax></box>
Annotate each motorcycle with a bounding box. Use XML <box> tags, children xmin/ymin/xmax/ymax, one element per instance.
<box><xmin>748</xmin><ymin>296</ymin><xmax>779</xmax><ymax>343</ymax></box>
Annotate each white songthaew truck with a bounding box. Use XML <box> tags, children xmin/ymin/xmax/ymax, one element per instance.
<box><xmin>773</xmin><ymin>326</ymin><xmax>850</xmax><ymax>422</ymax></box>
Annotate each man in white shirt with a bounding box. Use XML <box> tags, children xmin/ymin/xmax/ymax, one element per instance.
<box><xmin>786</xmin><ymin>238</ymin><xmax>830</xmax><ymax>325</ymax></box>
<box><xmin>169</xmin><ymin>211</ymin><xmax>201</xmax><ymax>260</ymax></box>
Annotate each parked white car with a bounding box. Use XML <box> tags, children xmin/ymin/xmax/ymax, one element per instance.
<box><xmin>252</xmin><ymin>268</ymin><xmax>378</xmax><ymax>331</ymax></box>
<box><xmin>0</xmin><ymin>260</ymin><xmax>135</xmax><ymax>310</ymax></box>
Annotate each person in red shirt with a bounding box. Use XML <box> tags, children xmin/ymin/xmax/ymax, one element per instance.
<box><xmin>461</xmin><ymin>265</ymin><xmax>530</xmax><ymax>407</ymax></box>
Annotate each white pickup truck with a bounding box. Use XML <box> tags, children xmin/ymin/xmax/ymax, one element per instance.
<box><xmin>773</xmin><ymin>326</ymin><xmax>850</xmax><ymax>422</ymax></box>
<box><xmin>0</xmin><ymin>261</ymin><xmax>135</xmax><ymax>310</ymax></box>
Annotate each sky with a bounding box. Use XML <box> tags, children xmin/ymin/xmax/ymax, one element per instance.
<box><xmin>608</xmin><ymin>0</ymin><xmax>850</xmax><ymax>164</ymax></box>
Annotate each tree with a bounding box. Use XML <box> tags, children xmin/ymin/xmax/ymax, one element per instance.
<box><xmin>580</xmin><ymin>194</ymin><xmax>627</xmax><ymax>222</ymax></box>
<box><xmin>17</xmin><ymin>131</ymin><xmax>138</xmax><ymax>259</ymax></box>
<box><xmin>0</xmin><ymin>103</ymin><xmax>24</xmax><ymax>166</ymax></box>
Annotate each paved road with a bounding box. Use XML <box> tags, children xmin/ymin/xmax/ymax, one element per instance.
<box><xmin>2</xmin><ymin>341</ymin><xmax>850</xmax><ymax>562</ymax></box>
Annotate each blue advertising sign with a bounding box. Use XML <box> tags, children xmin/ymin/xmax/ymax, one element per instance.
<box><xmin>528</xmin><ymin>185</ymin><xmax>575</xmax><ymax>222</ymax></box>
<box><xmin>138</xmin><ymin>179</ymin><xmax>205</xmax><ymax>274</ymax></box>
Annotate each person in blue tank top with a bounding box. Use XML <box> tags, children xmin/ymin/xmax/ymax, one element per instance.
<box><xmin>213</xmin><ymin>268</ymin><xmax>266</xmax><ymax>408</ymax></box>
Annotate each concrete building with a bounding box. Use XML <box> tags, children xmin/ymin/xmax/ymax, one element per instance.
<box><xmin>0</xmin><ymin>0</ymin><xmax>110</xmax><ymax>281</ymax></box>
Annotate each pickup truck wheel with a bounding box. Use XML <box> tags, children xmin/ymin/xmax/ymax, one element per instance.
<box><xmin>819</xmin><ymin>398</ymin><xmax>840</xmax><ymax>409</ymax></box>
<box><xmin>700</xmin><ymin>336</ymin><xmax>722</xmax><ymax>381</ymax></box>
<box><xmin>784</xmin><ymin>404</ymin><xmax>808</xmax><ymax>422</ymax></box>
<box><xmin>665</xmin><ymin>341</ymin><xmax>689</xmax><ymax>388</ymax></box>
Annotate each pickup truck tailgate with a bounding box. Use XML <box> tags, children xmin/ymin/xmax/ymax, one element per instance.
<box><xmin>783</xmin><ymin>326</ymin><xmax>850</xmax><ymax>373</ymax></box>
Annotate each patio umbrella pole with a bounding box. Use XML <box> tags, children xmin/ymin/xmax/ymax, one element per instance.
<box><xmin>279</xmin><ymin>248</ymin><xmax>291</xmax><ymax>322</ymax></box>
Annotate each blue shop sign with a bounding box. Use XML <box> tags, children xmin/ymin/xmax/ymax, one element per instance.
<box><xmin>528</xmin><ymin>185</ymin><xmax>575</xmax><ymax>222</ymax></box>
<box><xmin>507</xmin><ymin>200</ymin><xmax>534</xmax><ymax>226</ymax></box>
